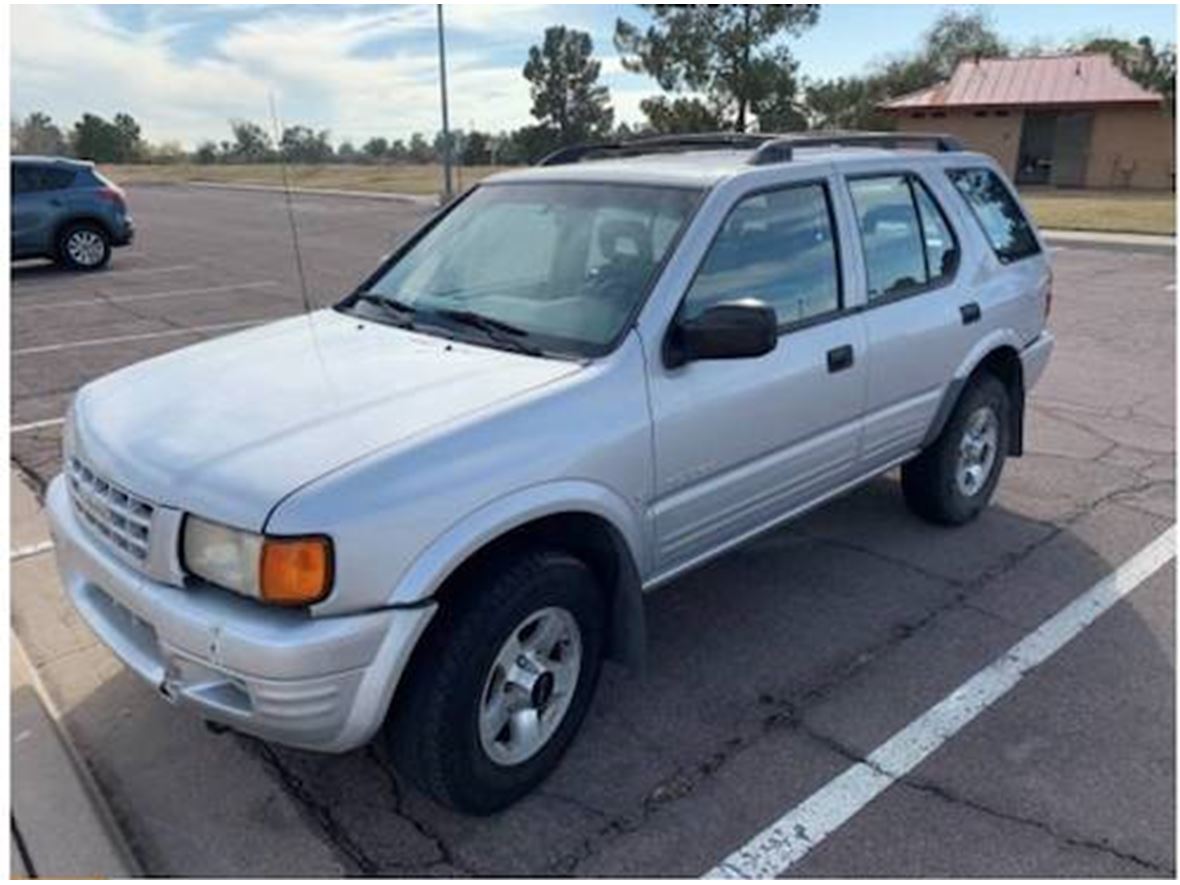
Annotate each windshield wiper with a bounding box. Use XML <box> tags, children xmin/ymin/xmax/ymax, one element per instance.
<box><xmin>352</xmin><ymin>292</ymin><xmax>417</xmax><ymax>327</ymax></box>
<box><xmin>429</xmin><ymin>308</ymin><xmax>544</xmax><ymax>356</ymax></box>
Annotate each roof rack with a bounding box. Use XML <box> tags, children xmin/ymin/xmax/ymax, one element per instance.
<box><xmin>749</xmin><ymin>131</ymin><xmax>964</xmax><ymax>165</ymax></box>
<box><xmin>533</xmin><ymin>130</ymin><xmax>965</xmax><ymax>168</ymax></box>
<box><xmin>536</xmin><ymin>133</ymin><xmax>774</xmax><ymax>166</ymax></box>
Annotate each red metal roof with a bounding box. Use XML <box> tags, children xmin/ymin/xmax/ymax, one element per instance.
<box><xmin>881</xmin><ymin>54</ymin><xmax>1162</xmax><ymax>110</ymax></box>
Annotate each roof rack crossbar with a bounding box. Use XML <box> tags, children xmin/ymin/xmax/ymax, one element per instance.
<box><xmin>537</xmin><ymin>133</ymin><xmax>774</xmax><ymax>166</ymax></box>
<box><xmin>749</xmin><ymin>132</ymin><xmax>964</xmax><ymax>165</ymax></box>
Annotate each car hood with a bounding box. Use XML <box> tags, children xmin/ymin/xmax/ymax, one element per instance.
<box><xmin>71</xmin><ymin>310</ymin><xmax>583</xmax><ymax>529</ymax></box>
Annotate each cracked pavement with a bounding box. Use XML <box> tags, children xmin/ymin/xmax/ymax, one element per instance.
<box><xmin>10</xmin><ymin>186</ymin><xmax>1174</xmax><ymax>876</ymax></box>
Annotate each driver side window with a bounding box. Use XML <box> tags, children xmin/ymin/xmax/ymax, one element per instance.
<box><xmin>682</xmin><ymin>183</ymin><xmax>842</xmax><ymax>327</ymax></box>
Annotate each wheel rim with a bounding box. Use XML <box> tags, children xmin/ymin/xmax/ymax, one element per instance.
<box><xmin>955</xmin><ymin>406</ymin><xmax>999</xmax><ymax>497</ymax></box>
<box><xmin>66</xmin><ymin>230</ymin><xmax>105</xmax><ymax>266</ymax></box>
<box><xmin>478</xmin><ymin>606</ymin><xmax>582</xmax><ymax>767</ymax></box>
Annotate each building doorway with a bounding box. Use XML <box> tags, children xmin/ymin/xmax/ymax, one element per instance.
<box><xmin>1016</xmin><ymin>111</ymin><xmax>1093</xmax><ymax>187</ymax></box>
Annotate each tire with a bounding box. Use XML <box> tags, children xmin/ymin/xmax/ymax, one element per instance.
<box><xmin>902</xmin><ymin>373</ymin><xmax>1010</xmax><ymax>526</ymax></box>
<box><xmin>387</xmin><ymin>548</ymin><xmax>605</xmax><ymax>814</ymax></box>
<box><xmin>57</xmin><ymin>222</ymin><xmax>112</xmax><ymax>271</ymax></box>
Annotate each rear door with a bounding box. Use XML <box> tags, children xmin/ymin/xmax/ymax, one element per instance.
<box><xmin>646</xmin><ymin>177</ymin><xmax>868</xmax><ymax>577</ymax></box>
<box><xmin>845</xmin><ymin>170</ymin><xmax>971</xmax><ymax>470</ymax></box>
<box><xmin>11</xmin><ymin>164</ymin><xmax>69</xmax><ymax>256</ymax></box>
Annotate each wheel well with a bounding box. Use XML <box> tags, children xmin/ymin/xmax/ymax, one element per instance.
<box><xmin>426</xmin><ymin>512</ymin><xmax>644</xmax><ymax>666</ymax></box>
<box><xmin>53</xmin><ymin>215</ymin><xmax>112</xmax><ymax>251</ymax></box>
<box><xmin>972</xmin><ymin>345</ymin><xmax>1025</xmax><ymax>456</ymax></box>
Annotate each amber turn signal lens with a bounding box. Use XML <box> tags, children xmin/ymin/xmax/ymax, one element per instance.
<box><xmin>260</xmin><ymin>536</ymin><xmax>332</xmax><ymax>605</ymax></box>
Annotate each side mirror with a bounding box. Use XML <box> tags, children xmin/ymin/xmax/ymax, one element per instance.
<box><xmin>664</xmin><ymin>298</ymin><xmax>778</xmax><ymax>369</ymax></box>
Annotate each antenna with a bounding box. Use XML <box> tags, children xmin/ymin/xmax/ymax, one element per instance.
<box><xmin>268</xmin><ymin>92</ymin><xmax>314</xmax><ymax>317</ymax></box>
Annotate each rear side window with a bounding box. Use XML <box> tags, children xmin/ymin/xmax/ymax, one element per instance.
<box><xmin>41</xmin><ymin>167</ymin><xmax>77</xmax><ymax>190</ymax></box>
<box><xmin>947</xmin><ymin>168</ymin><xmax>1040</xmax><ymax>263</ymax></box>
<box><xmin>848</xmin><ymin>174</ymin><xmax>958</xmax><ymax>301</ymax></box>
<box><xmin>684</xmin><ymin>183</ymin><xmax>841</xmax><ymax>327</ymax></box>
<box><xmin>12</xmin><ymin>165</ymin><xmax>75</xmax><ymax>192</ymax></box>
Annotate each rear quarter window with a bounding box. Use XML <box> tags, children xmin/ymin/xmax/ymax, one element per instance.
<box><xmin>947</xmin><ymin>167</ymin><xmax>1040</xmax><ymax>263</ymax></box>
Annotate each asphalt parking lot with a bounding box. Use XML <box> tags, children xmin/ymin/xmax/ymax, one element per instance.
<box><xmin>10</xmin><ymin>184</ymin><xmax>1176</xmax><ymax>876</ymax></box>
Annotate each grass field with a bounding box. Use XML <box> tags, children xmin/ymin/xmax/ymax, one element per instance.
<box><xmin>102</xmin><ymin>163</ymin><xmax>1176</xmax><ymax>235</ymax></box>
<box><xmin>1019</xmin><ymin>188</ymin><xmax>1175</xmax><ymax>236</ymax></box>
<box><xmin>100</xmin><ymin>162</ymin><xmax>508</xmax><ymax>196</ymax></box>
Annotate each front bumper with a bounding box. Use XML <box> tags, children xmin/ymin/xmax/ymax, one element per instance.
<box><xmin>112</xmin><ymin>215</ymin><xmax>134</xmax><ymax>247</ymax></box>
<box><xmin>46</xmin><ymin>475</ymin><xmax>435</xmax><ymax>752</ymax></box>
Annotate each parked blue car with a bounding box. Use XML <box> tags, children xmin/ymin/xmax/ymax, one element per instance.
<box><xmin>11</xmin><ymin>156</ymin><xmax>135</xmax><ymax>270</ymax></box>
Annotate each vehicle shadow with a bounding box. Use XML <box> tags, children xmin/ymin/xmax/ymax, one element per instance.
<box><xmin>55</xmin><ymin>475</ymin><xmax>1174</xmax><ymax>876</ymax></box>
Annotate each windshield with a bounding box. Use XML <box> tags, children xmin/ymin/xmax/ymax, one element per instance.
<box><xmin>353</xmin><ymin>182</ymin><xmax>701</xmax><ymax>357</ymax></box>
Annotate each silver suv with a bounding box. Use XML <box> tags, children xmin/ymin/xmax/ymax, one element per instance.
<box><xmin>48</xmin><ymin>133</ymin><xmax>1054</xmax><ymax>813</ymax></box>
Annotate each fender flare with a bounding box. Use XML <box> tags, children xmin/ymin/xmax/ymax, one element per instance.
<box><xmin>922</xmin><ymin>329</ymin><xmax>1026</xmax><ymax>452</ymax></box>
<box><xmin>387</xmin><ymin>480</ymin><xmax>649</xmax><ymax>669</ymax></box>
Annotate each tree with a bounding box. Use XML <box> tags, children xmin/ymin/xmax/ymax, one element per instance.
<box><xmin>615</xmin><ymin>5</ymin><xmax>819</xmax><ymax>132</ymax></box>
<box><xmin>640</xmin><ymin>96</ymin><xmax>724</xmax><ymax>133</ymax></box>
<box><xmin>147</xmin><ymin>140</ymin><xmax>186</xmax><ymax>164</ymax></box>
<box><xmin>113</xmin><ymin>112</ymin><xmax>145</xmax><ymax>162</ymax></box>
<box><xmin>523</xmin><ymin>26</ymin><xmax>614</xmax><ymax>142</ymax></box>
<box><xmin>229</xmin><ymin>119</ymin><xmax>272</xmax><ymax>163</ymax></box>
<box><xmin>922</xmin><ymin>9</ymin><xmax>1008</xmax><ymax>80</ymax></box>
<box><xmin>12</xmin><ymin>111</ymin><xmax>68</xmax><ymax>155</ymax></box>
<box><xmin>71</xmin><ymin>114</ymin><xmax>123</xmax><ymax>162</ymax></box>
<box><xmin>337</xmin><ymin>140</ymin><xmax>358</xmax><ymax>163</ymax></box>
<box><xmin>362</xmin><ymin>136</ymin><xmax>389</xmax><ymax>161</ymax></box>
<box><xmin>803</xmin><ymin>77</ymin><xmax>893</xmax><ymax>131</ymax></box>
<box><xmin>194</xmin><ymin>141</ymin><xmax>220</xmax><ymax>164</ymax></box>
<box><xmin>461</xmin><ymin>130</ymin><xmax>492</xmax><ymax>165</ymax></box>
<box><xmin>1079</xmin><ymin>35</ymin><xmax>1176</xmax><ymax>111</ymax></box>
<box><xmin>280</xmin><ymin>125</ymin><xmax>333</xmax><ymax>163</ymax></box>
<box><xmin>408</xmin><ymin>132</ymin><xmax>435</xmax><ymax>163</ymax></box>
<box><xmin>388</xmin><ymin>139</ymin><xmax>409</xmax><ymax>162</ymax></box>
<box><xmin>801</xmin><ymin>9</ymin><xmax>1009</xmax><ymax>131</ymax></box>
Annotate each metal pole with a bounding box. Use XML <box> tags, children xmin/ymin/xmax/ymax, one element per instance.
<box><xmin>436</xmin><ymin>3</ymin><xmax>453</xmax><ymax>200</ymax></box>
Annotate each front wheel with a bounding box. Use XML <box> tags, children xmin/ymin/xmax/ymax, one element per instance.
<box><xmin>57</xmin><ymin>222</ymin><xmax>112</xmax><ymax>271</ymax></box>
<box><xmin>902</xmin><ymin>374</ymin><xmax>1010</xmax><ymax>526</ymax></box>
<box><xmin>387</xmin><ymin>549</ymin><xmax>604</xmax><ymax>814</ymax></box>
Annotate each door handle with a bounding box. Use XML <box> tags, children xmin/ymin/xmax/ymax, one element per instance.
<box><xmin>826</xmin><ymin>344</ymin><xmax>854</xmax><ymax>373</ymax></box>
<box><xmin>960</xmin><ymin>302</ymin><xmax>982</xmax><ymax>325</ymax></box>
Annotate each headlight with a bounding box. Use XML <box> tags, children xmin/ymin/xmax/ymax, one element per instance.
<box><xmin>182</xmin><ymin>516</ymin><xmax>332</xmax><ymax>605</ymax></box>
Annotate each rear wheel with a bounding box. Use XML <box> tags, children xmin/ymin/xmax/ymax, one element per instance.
<box><xmin>902</xmin><ymin>374</ymin><xmax>1010</xmax><ymax>526</ymax></box>
<box><xmin>57</xmin><ymin>222</ymin><xmax>111</xmax><ymax>271</ymax></box>
<box><xmin>387</xmin><ymin>548</ymin><xmax>604</xmax><ymax>814</ymax></box>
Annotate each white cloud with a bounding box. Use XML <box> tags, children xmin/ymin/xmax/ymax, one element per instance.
<box><xmin>11</xmin><ymin>5</ymin><xmax>272</xmax><ymax>146</ymax></box>
<box><xmin>10</xmin><ymin>4</ymin><xmax>657</xmax><ymax>148</ymax></box>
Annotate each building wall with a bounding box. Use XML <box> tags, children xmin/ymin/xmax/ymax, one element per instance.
<box><xmin>894</xmin><ymin>105</ymin><xmax>1175</xmax><ymax>191</ymax></box>
<box><xmin>1085</xmin><ymin>105</ymin><xmax>1175</xmax><ymax>190</ymax></box>
<box><xmin>895</xmin><ymin>109</ymin><xmax>1024</xmax><ymax>178</ymax></box>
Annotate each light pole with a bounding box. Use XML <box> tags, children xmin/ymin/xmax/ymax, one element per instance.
<box><xmin>436</xmin><ymin>3</ymin><xmax>453</xmax><ymax>200</ymax></box>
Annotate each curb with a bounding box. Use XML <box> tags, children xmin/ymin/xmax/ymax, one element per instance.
<box><xmin>1042</xmin><ymin>228</ymin><xmax>1175</xmax><ymax>247</ymax></box>
<box><xmin>10</xmin><ymin>631</ymin><xmax>142</xmax><ymax>878</ymax></box>
<box><xmin>182</xmin><ymin>179</ymin><xmax>440</xmax><ymax>206</ymax></box>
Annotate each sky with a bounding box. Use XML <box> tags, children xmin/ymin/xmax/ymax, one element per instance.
<box><xmin>10</xmin><ymin>3</ymin><xmax>1177</xmax><ymax>149</ymax></box>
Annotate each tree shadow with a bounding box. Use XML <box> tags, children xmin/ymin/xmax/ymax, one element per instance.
<box><xmin>49</xmin><ymin>476</ymin><xmax>1174</xmax><ymax>876</ymax></box>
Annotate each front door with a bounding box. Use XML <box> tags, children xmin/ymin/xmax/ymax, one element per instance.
<box><xmin>646</xmin><ymin>180</ymin><xmax>867</xmax><ymax>577</ymax></box>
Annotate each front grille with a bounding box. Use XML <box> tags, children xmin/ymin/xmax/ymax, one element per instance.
<box><xmin>67</xmin><ymin>456</ymin><xmax>154</xmax><ymax>563</ymax></box>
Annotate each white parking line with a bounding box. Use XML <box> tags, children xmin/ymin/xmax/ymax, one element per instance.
<box><xmin>11</xmin><ymin>540</ymin><xmax>55</xmax><ymax>562</ymax></box>
<box><xmin>14</xmin><ymin>280</ymin><xmax>281</xmax><ymax>310</ymax></box>
<box><xmin>13</xmin><ymin>264</ymin><xmax>197</xmax><ymax>288</ymax></box>
<box><xmin>705</xmin><ymin>525</ymin><xmax>1176</xmax><ymax>879</ymax></box>
<box><xmin>13</xmin><ymin>319</ymin><xmax>267</xmax><ymax>356</ymax></box>
<box><xmin>11</xmin><ymin>417</ymin><xmax>66</xmax><ymax>434</ymax></box>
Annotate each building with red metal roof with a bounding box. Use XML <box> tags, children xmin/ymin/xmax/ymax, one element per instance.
<box><xmin>880</xmin><ymin>54</ymin><xmax>1173</xmax><ymax>190</ymax></box>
